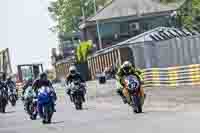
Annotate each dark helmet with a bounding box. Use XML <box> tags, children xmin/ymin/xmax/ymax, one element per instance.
<box><xmin>40</xmin><ymin>72</ymin><xmax>48</xmax><ymax>80</ymax></box>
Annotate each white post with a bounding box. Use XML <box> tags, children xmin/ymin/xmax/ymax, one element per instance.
<box><xmin>80</xmin><ymin>0</ymin><xmax>85</xmax><ymax>20</ymax></box>
<box><xmin>93</xmin><ymin>0</ymin><xmax>103</xmax><ymax>49</ymax></box>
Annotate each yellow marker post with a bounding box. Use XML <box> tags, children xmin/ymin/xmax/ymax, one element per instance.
<box><xmin>168</xmin><ymin>68</ymin><xmax>178</xmax><ymax>87</ymax></box>
<box><xmin>189</xmin><ymin>64</ymin><xmax>200</xmax><ymax>85</ymax></box>
<box><xmin>152</xmin><ymin>68</ymin><xmax>160</xmax><ymax>86</ymax></box>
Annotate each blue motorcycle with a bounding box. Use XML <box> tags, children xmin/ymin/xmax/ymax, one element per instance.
<box><xmin>37</xmin><ymin>86</ymin><xmax>56</xmax><ymax>124</ymax></box>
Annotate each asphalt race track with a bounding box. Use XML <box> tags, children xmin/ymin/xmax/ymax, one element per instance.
<box><xmin>1</xmin><ymin>81</ymin><xmax>200</xmax><ymax>133</ymax></box>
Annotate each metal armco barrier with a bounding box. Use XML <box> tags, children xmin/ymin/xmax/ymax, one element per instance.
<box><xmin>143</xmin><ymin>64</ymin><xmax>200</xmax><ymax>87</ymax></box>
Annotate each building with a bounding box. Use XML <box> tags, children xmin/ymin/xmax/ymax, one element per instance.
<box><xmin>58</xmin><ymin>32</ymin><xmax>82</xmax><ymax>58</ymax></box>
<box><xmin>80</xmin><ymin>0</ymin><xmax>185</xmax><ymax>49</ymax></box>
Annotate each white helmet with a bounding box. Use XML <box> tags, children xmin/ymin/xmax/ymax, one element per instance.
<box><xmin>122</xmin><ymin>61</ymin><xmax>132</xmax><ymax>68</ymax></box>
<box><xmin>122</xmin><ymin>61</ymin><xmax>132</xmax><ymax>74</ymax></box>
<box><xmin>69</xmin><ymin>66</ymin><xmax>77</xmax><ymax>76</ymax></box>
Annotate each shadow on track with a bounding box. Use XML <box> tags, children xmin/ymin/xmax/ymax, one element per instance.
<box><xmin>51</xmin><ymin>121</ymin><xmax>65</xmax><ymax>125</ymax></box>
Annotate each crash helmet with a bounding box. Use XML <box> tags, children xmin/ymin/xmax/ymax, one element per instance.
<box><xmin>122</xmin><ymin>61</ymin><xmax>132</xmax><ymax>74</ymax></box>
<box><xmin>69</xmin><ymin>66</ymin><xmax>77</xmax><ymax>76</ymax></box>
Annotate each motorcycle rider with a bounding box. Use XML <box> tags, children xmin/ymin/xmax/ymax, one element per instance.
<box><xmin>66</xmin><ymin>66</ymin><xmax>86</xmax><ymax>102</ymax></box>
<box><xmin>32</xmin><ymin>72</ymin><xmax>57</xmax><ymax>117</ymax></box>
<box><xmin>6</xmin><ymin>75</ymin><xmax>17</xmax><ymax>100</ymax></box>
<box><xmin>0</xmin><ymin>73</ymin><xmax>9</xmax><ymax>105</ymax></box>
<box><xmin>6</xmin><ymin>76</ymin><xmax>15</xmax><ymax>87</ymax></box>
<box><xmin>0</xmin><ymin>73</ymin><xmax>8</xmax><ymax>94</ymax></box>
<box><xmin>22</xmin><ymin>78</ymin><xmax>34</xmax><ymax>111</ymax></box>
<box><xmin>22</xmin><ymin>78</ymin><xmax>33</xmax><ymax>96</ymax></box>
<box><xmin>0</xmin><ymin>80</ymin><xmax>8</xmax><ymax>92</ymax></box>
<box><xmin>116</xmin><ymin>61</ymin><xmax>144</xmax><ymax>104</ymax></box>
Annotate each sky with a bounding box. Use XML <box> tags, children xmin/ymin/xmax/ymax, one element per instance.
<box><xmin>0</xmin><ymin>0</ymin><xmax>58</xmax><ymax>72</ymax></box>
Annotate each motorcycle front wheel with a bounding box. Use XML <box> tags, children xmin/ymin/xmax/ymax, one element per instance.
<box><xmin>74</xmin><ymin>95</ymin><xmax>83</xmax><ymax>110</ymax></box>
<box><xmin>43</xmin><ymin>103</ymin><xmax>53</xmax><ymax>124</ymax></box>
<box><xmin>29</xmin><ymin>102</ymin><xmax>37</xmax><ymax>120</ymax></box>
<box><xmin>131</xmin><ymin>95</ymin><xmax>142</xmax><ymax>114</ymax></box>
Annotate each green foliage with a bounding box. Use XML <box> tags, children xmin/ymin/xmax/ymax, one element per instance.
<box><xmin>159</xmin><ymin>0</ymin><xmax>200</xmax><ymax>30</ymax></box>
<box><xmin>48</xmin><ymin>0</ymin><xmax>82</xmax><ymax>33</ymax></box>
<box><xmin>179</xmin><ymin>0</ymin><xmax>200</xmax><ymax>30</ymax></box>
<box><xmin>48</xmin><ymin>0</ymin><xmax>112</xmax><ymax>33</ymax></box>
<box><xmin>160</xmin><ymin>0</ymin><xmax>178</xmax><ymax>3</ymax></box>
<box><xmin>76</xmin><ymin>41</ymin><xmax>93</xmax><ymax>63</ymax></box>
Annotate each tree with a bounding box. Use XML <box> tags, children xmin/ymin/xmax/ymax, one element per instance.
<box><xmin>178</xmin><ymin>0</ymin><xmax>200</xmax><ymax>30</ymax></box>
<box><xmin>159</xmin><ymin>0</ymin><xmax>178</xmax><ymax>3</ymax></box>
<box><xmin>159</xmin><ymin>0</ymin><xmax>200</xmax><ymax>30</ymax></box>
<box><xmin>48</xmin><ymin>0</ymin><xmax>112</xmax><ymax>33</ymax></box>
<box><xmin>48</xmin><ymin>0</ymin><xmax>82</xmax><ymax>33</ymax></box>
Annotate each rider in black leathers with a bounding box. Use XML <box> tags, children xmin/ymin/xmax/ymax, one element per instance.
<box><xmin>0</xmin><ymin>73</ymin><xmax>8</xmax><ymax>93</ymax></box>
<box><xmin>0</xmin><ymin>73</ymin><xmax>8</xmax><ymax>105</ymax></box>
<box><xmin>0</xmin><ymin>81</ymin><xmax>8</xmax><ymax>92</ymax></box>
<box><xmin>6</xmin><ymin>76</ymin><xmax>15</xmax><ymax>87</ymax></box>
<box><xmin>6</xmin><ymin>76</ymin><xmax>17</xmax><ymax>99</ymax></box>
<box><xmin>66</xmin><ymin>66</ymin><xmax>86</xmax><ymax>102</ymax></box>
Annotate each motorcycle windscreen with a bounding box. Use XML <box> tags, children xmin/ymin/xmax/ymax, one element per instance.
<box><xmin>24</xmin><ymin>87</ymin><xmax>35</xmax><ymax>99</ymax></box>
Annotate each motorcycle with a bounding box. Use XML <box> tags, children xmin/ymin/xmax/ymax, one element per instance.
<box><xmin>0</xmin><ymin>87</ymin><xmax>8</xmax><ymax>113</ymax></box>
<box><xmin>68</xmin><ymin>81</ymin><xmax>85</xmax><ymax>110</ymax></box>
<box><xmin>123</xmin><ymin>74</ymin><xmax>144</xmax><ymax>113</ymax></box>
<box><xmin>23</xmin><ymin>87</ymin><xmax>38</xmax><ymax>120</ymax></box>
<box><xmin>38</xmin><ymin>86</ymin><xmax>55</xmax><ymax>124</ymax></box>
<box><xmin>7</xmin><ymin>84</ymin><xmax>17</xmax><ymax>106</ymax></box>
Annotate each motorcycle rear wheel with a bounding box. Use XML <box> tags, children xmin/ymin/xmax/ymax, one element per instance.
<box><xmin>29</xmin><ymin>103</ymin><xmax>37</xmax><ymax>120</ymax></box>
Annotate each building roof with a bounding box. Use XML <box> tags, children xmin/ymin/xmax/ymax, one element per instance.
<box><xmin>116</xmin><ymin>27</ymin><xmax>199</xmax><ymax>45</ymax></box>
<box><xmin>91</xmin><ymin>27</ymin><xmax>199</xmax><ymax>57</ymax></box>
<box><xmin>88</xmin><ymin>0</ymin><xmax>184</xmax><ymax>22</ymax></box>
